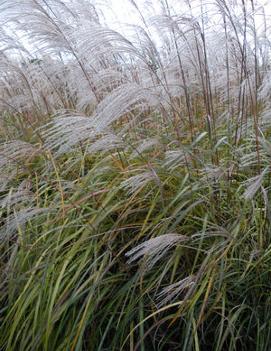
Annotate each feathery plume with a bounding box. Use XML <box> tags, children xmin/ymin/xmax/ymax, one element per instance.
<box><xmin>125</xmin><ymin>233</ymin><xmax>188</xmax><ymax>269</ymax></box>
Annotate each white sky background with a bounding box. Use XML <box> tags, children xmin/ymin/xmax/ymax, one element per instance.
<box><xmin>99</xmin><ymin>0</ymin><xmax>271</xmax><ymax>33</ymax></box>
<box><xmin>83</xmin><ymin>0</ymin><xmax>271</xmax><ymax>62</ymax></box>
<box><xmin>3</xmin><ymin>0</ymin><xmax>271</xmax><ymax>59</ymax></box>
<box><xmin>85</xmin><ymin>0</ymin><xmax>271</xmax><ymax>62</ymax></box>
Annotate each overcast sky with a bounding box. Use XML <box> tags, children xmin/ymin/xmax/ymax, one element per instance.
<box><xmin>101</xmin><ymin>0</ymin><xmax>271</xmax><ymax>34</ymax></box>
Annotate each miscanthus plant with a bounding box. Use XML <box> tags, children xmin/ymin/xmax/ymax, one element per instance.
<box><xmin>1</xmin><ymin>0</ymin><xmax>271</xmax><ymax>350</ymax></box>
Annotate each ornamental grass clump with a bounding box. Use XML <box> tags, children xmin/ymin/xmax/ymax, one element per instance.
<box><xmin>1</xmin><ymin>0</ymin><xmax>271</xmax><ymax>350</ymax></box>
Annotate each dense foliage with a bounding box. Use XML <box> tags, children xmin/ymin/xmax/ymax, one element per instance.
<box><xmin>1</xmin><ymin>0</ymin><xmax>271</xmax><ymax>350</ymax></box>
